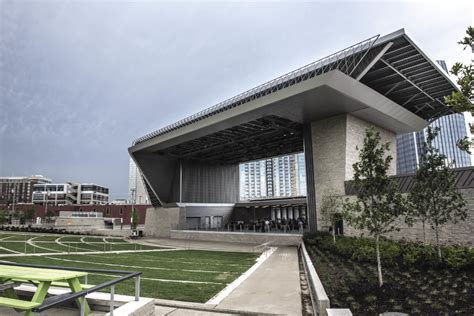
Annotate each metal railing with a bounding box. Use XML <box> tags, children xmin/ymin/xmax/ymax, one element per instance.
<box><xmin>0</xmin><ymin>262</ymin><xmax>141</xmax><ymax>316</ymax></box>
<box><xmin>132</xmin><ymin>34</ymin><xmax>380</xmax><ymax>146</ymax></box>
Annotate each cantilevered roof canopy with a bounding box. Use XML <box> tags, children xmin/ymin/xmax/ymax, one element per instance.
<box><xmin>131</xmin><ymin>29</ymin><xmax>458</xmax><ymax>151</ymax></box>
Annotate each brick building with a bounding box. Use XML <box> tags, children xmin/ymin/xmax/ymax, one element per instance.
<box><xmin>0</xmin><ymin>175</ymin><xmax>51</xmax><ymax>206</ymax></box>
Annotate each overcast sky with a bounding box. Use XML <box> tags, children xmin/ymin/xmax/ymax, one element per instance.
<box><xmin>0</xmin><ymin>0</ymin><xmax>472</xmax><ymax>199</ymax></box>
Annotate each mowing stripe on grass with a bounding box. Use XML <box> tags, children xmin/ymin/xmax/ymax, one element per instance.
<box><xmin>28</xmin><ymin>238</ymin><xmax>61</xmax><ymax>253</ymax></box>
<box><xmin>0</xmin><ymin>246</ymin><xmax>18</xmax><ymax>254</ymax></box>
<box><xmin>44</xmin><ymin>256</ymin><xmax>234</xmax><ymax>274</ymax></box>
<box><xmin>91</xmin><ymin>272</ymin><xmax>224</xmax><ymax>285</ymax></box>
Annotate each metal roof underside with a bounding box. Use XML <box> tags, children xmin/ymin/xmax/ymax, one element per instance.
<box><xmin>133</xmin><ymin>29</ymin><xmax>458</xmax><ymax>146</ymax></box>
<box><xmin>156</xmin><ymin>115</ymin><xmax>303</xmax><ymax>164</ymax></box>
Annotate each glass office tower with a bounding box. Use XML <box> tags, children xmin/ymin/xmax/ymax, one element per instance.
<box><xmin>396</xmin><ymin>113</ymin><xmax>472</xmax><ymax>175</ymax></box>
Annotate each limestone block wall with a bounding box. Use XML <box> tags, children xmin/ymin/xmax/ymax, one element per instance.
<box><xmin>345</xmin><ymin>114</ymin><xmax>397</xmax><ymax>177</ymax></box>
<box><xmin>343</xmin><ymin>188</ymin><xmax>474</xmax><ymax>247</ymax></box>
<box><xmin>312</xmin><ymin>114</ymin><xmax>396</xmax><ymax>230</ymax></box>
<box><xmin>144</xmin><ymin>207</ymin><xmax>185</xmax><ymax>238</ymax></box>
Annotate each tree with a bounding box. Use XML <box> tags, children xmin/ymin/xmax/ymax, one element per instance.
<box><xmin>444</xmin><ymin>26</ymin><xmax>473</xmax><ymax>114</ymax></box>
<box><xmin>24</xmin><ymin>208</ymin><xmax>35</xmax><ymax>224</ymax></box>
<box><xmin>409</xmin><ymin>127</ymin><xmax>467</xmax><ymax>260</ymax></box>
<box><xmin>131</xmin><ymin>207</ymin><xmax>139</xmax><ymax>231</ymax></box>
<box><xmin>13</xmin><ymin>209</ymin><xmax>22</xmax><ymax>221</ymax></box>
<box><xmin>343</xmin><ymin>127</ymin><xmax>407</xmax><ymax>287</ymax></box>
<box><xmin>320</xmin><ymin>190</ymin><xmax>343</xmax><ymax>244</ymax></box>
<box><xmin>45</xmin><ymin>209</ymin><xmax>55</xmax><ymax>223</ymax></box>
<box><xmin>0</xmin><ymin>210</ymin><xmax>6</xmax><ymax>224</ymax></box>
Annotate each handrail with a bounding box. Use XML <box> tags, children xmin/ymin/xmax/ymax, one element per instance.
<box><xmin>0</xmin><ymin>262</ymin><xmax>141</xmax><ymax>314</ymax></box>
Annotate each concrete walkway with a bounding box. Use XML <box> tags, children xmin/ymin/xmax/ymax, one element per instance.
<box><xmin>216</xmin><ymin>247</ymin><xmax>302</xmax><ymax>315</ymax></box>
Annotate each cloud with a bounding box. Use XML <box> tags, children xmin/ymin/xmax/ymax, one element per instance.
<box><xmin>1</xmin><ymin>0</ymin><xmax>472</xmax><ymax>198</ymax></box>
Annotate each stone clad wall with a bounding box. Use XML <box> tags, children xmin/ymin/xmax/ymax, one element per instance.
<box><xmin>343</xmin><ymin>188</ymin><xmax>474</xmax><ymax>247</ymax></box>
<box><xmin>312</xmin><ymin>114</ymin><xmax>396</xmax><ymax>230</ymax></box>
<box><xmin>144</xmin><ymin>207</ymin><xmax>185</xmax><ymax>238</ymax></box>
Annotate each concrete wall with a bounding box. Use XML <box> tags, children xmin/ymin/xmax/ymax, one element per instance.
<box><xmin>311</xmin><ymin>114</ymin><xmax>396</xmax><ymax>230</ymax></box>
<box><xmin>170</xmin><ymin>230</ymin><xmax>302</xmax><ymax>246</ymax></box>
<box><xmin>343</xmin><ymin>188</ymin><xmax>474</xmax><ymax>247</ymax></box>
<box><xmin>144</xmin><ymin>207</ymin><xmax>185</xmax><ymax>238</ymax></box>
<box><xmin>185</xmin><ymin>204</ymin><xmax>234</xmax><ymax>229</ymax></box>
<box><xmin>8</xmin><ymin>204</ymin><xmax>149</xmax><ymax>225</ymax></box>
<box><xmin>55</xmin><ymin>217</ymin><xmax>105</xmax><ymax>228</ymax></box>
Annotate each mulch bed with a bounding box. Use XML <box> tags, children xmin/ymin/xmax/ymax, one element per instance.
<box><xmin>306</xmin><ymin>244</ymin><xmax>473</xmax><ymax>315</ymax></box>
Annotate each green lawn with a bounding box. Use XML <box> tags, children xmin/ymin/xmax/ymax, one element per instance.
<box><xmin>0</xmin><ymin>241</ymin><xmax>36</xmax><ymax>253</ymax></box>
<box><xmin>32</xmin><ymin>235</ymin><xmax>61</xmax><ymax>242</ymax></box>
<box><xmin>0</xmin><ymin>233</ymin><xmax>162</xmax><ymax>254</ymax></box>
<box><xmin>1</xmin><ymin>250</ymin><xmax>258</xmax><ymax>302</ymax></box>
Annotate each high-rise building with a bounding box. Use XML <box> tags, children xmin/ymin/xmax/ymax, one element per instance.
<box><xmin>296</xmin><ymin>153</ymin><xmax>307</xmax><ymax>196</ymax></box>
<box><xmin>128</xmin><ymin>158</ymin><xmax>150</xmax><ymax>204</ymax></box>
<box><xmin>239</xmin><ymin>153</ymin><xmax>306</xmax><ymax>200</ymax></box>
<box><xmin>0</xmin><ymin>175</ymin><xmax>51</xmax><ymax>206</ymax></box>
<box><xmin>397</xmin><ymin>113</ymin><xmax>472</xmax><ymax>174</ymax></box>
<box><xmin>265</xmin><ymin>159</ymin><xmax>274</xmax><ymax>198</ymax></box>
<box><xmin>396</xmin><ymin>60</ymin><xmax>472</xmax><ymax>174</ymax></box>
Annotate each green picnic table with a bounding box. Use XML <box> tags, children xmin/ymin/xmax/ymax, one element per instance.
<box><xmin>0</xmin><ymin>264</ymin><xmax>91</xmax><ymax>316</ymax></box>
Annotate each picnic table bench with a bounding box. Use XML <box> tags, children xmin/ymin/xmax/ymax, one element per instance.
<box><xmin>0</xmin><ymin>264</ymin><xmax>91</xmax><ymax>316</ymax></box>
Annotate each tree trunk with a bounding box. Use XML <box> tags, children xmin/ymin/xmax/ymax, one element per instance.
<box><xmin>332</xmin><ymin>223</ymin><xmax>336</xmax><ymax>244</ymax></box>
<box><xmin>376</xmin><ymin>234</ymin><xmax>383</xmax><ymax>287</ymax></box>
<box><xmin>435</xmin><ymin>223</ymin><xmax>442</xmax><ymax>260</ymax></box>
<box><xmin>422</xmin><ymin>221</ymin><xmax>426</xmax><ymax>244</ymax></box>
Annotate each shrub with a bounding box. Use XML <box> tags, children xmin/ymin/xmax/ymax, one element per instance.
<box><xmin>443</xmin><ymin>246</ymin><xmax>472</xmax><ymax>270</ymax></box>
<box><xmin>303</xmin><ymin>231</ymin><xmax>473</xmax><ymax>270</ymax></box>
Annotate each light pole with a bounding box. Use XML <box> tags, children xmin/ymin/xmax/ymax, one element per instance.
<box><xmin>130</xmin><ymin>188</ymin><xmax>136</xmax><ymax>232</ymax></box>
<box><xmin>44</xmin><ymin>188</ymin><xmax>50</xmax><ymax>223</ymax></box>
<box><xmin>11</xmin><ymin>187</ymin><xmax>15</xmax><ymax>214</ymax></box>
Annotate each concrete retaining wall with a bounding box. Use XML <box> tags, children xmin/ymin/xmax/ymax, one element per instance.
<box><xmin>170</xmin><ymin>230</ymin><xmax>302</xmax><ymax>246</ymax></box>
<box><xmin>144</xmin><ymin>207</ymin><xmax>185</xmax><ymax>238</ymax></box>
<box><xmin>301</xmin><ymin>243</ymin><xmax>330</xmax><ymax>316</ymax></box>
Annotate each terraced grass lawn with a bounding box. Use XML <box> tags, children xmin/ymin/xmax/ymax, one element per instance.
<box><xmin>58</xmin><ymin>236</ymin><xmax>84</xmax><ymax>242</ymax></box>
<box><xmin>1</xmin><ymin>250</ymin><xmax>258</xmax><ymax>302</ymax></box>
<box><xmin>0</xmin><ymin>241</ymin><xmax>36</xmax><ymax>253</ymax></box>
<box><xmin>106</xmin><ymin>238</ymin><xmax>126</xmax><ymax>243</ymax></box>
<box><xmin>32</xmin><ymin>235</ymin><xmax>61</xmax><ymax>242</ymax></box>
<box><xmin>0</xmin><ymin>233</ymin><xmax>162</xmax><ymax>254</ymax></box>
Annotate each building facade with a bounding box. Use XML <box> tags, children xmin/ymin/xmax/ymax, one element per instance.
<box><xmin>32</xmin><ymin>182</ymin><xmax>109</xmax><ymax>205</ymax></box>
<box><xmin>397</xmin><ymin>113</ymin><xmax>472</xmax><ymax>175</ymax></box>
<box><xmin>76</xmin><ymin>184</ymin><xmax>109</xmax><ymax>204</ymax></box>
<box><xmin>0</xmin><ymin>175</ymin><xmax>51</xmax><ymax>206</ymax></box>
<box><xmin>129</xmin><ymin>29</ymin><xmax>459</xmax><ymax>234</ymax></box>
<box><xmin>32</xmin><ymin>183</ymin><xmax>77</xmax><ymax>205</ymax></box>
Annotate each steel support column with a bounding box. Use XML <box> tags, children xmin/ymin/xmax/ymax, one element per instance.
<box><xmin>303</xmin><ymin>123</ymin><xmax>317</xmax><ymax>232</ymax></box>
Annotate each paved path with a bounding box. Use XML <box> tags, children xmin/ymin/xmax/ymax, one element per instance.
<box><xmin>216</xmin><ymin>247</ymin><xmax>302</xmax><ymax>315</ymax></box>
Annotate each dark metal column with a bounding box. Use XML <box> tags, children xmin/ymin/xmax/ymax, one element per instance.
<box><xmin>303</xmin><ymin>122</ymin><xmax>317</xmax><ymax>232</ymax></box>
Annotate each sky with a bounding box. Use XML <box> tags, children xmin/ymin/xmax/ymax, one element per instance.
<box><xmin>0</xmin><ymin>0</ymin><xmax>472</xmax><ymax>199</ymax></box>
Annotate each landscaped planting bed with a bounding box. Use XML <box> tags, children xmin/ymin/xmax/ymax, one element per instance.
<box><xmin>305</xmin><ymin>233</ymin><xmax>473</xmax><ymax>315</ymax></box>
